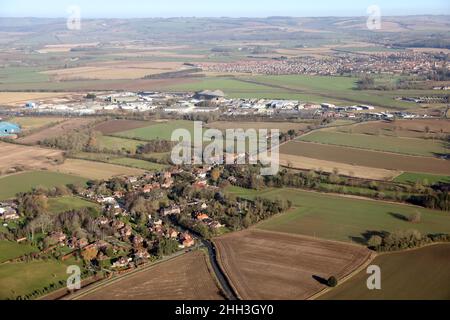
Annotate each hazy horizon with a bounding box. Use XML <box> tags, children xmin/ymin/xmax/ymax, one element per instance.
<box><xmin>0</xmin><ymin>0</ymin><xmax>449</xmax><ymax>19</ymax></box>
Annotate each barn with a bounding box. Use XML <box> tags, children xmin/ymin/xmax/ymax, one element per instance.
<box><xmin>0</xmin><ymin>122</ymin><xmax>21</xmax><ymax>137</ymax></box>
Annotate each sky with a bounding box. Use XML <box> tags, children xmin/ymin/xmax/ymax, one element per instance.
<box><xmin>0</xmin><ymin>0</ymin><xmax>449</xmax><ymax>18</ymax></box>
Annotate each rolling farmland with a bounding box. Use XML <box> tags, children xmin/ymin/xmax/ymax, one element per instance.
<box><xmin>51</xmin><ymin>159</ymin><xmax>146</xmax><ymax>180</ymax></box>
<box><xmin>77</xmin><ymin>251</ymin><xmax>225</xmax><ymax>300</ymax></box>
<box><xmin>321</xmin><ymin>244</ymin><xmax>450</xmax><ymax>300</ymax></box>
<box><xmin>280</xmin><ymin>141</ymin><xmax>450</xmax><ymax>176</ymax></box>
<box><xmin>214</xmin><ymin>229</ymin><xmax>372</xmax><ymax>300</ymax></box>
<box><xmin>0</xmin><ymin>142</ymin><xmax>64</xmax><ymax>175</ymax></box>
<box><xmin>299</xmin><ymin>131</ymin><xmax>448</xmax><ymax>157</ymax></box>
<box><xmin>0</xmin><ymin>171</ymin><xmax>87</xmax><ymax>200</ymax></box>
<box><xmin>226</xmin><ymin>186</ymin><xmax>450</xmax><ymax>242</ymax></box>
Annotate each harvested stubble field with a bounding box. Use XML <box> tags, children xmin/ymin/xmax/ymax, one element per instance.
<box><xmin>43</xmin><ymin>61</ymin><xmax>189</xmax><ymax>80</ymax></box>
<box><xmin>0</xmin><ymin>142</ymin><xmax>63</xmax><ymax>174</ymax></box>
<box><xmin>51</xmin><ymin>159</ymin><xmax>145</xmax><ymax>180</ymax></box>
<box><xmin>280</xmin><ymin>141</ymin><xmax>450</xmax><ymax>176</ymax></box>
<box><xmin>78</xmin><ymin>251</ymin><xmax>225</xmax><ymax>300</ymax></box>
<box><xmin>279</xmin><ymin>153</ymin><xmax>399</xmax><ymax>180</ymax></box>
<box><xmin>214</xmin><ymin>229</ymin><xmax>372</xmax><ymax>300</ymax></box>
<box><xmin>17</xmin><ymin>118</ymin><xmax>96</xmax><ymax>145</ymax></box>
<box><xmin>320</xmin><ymin>244</ymin><xmax>450</xmax><ymax>300</ymax></box>
<box><xmin>0</xmin><ymin>92</ymin><xmax>74</xmax><ymax>106</ymax></box>
<box><xmin>93</xmin><ymin>119</ymin><xmax>154</xmax><ymax>135</ymax></box>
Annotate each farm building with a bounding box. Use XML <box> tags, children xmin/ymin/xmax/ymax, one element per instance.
<box><xmin>0</xmin><ymin>122</ymin><xmax>21</xmax><ymax>137</ymax></box>
<box><xmin>193</xmin><ymin>90</ymin><xmax>226</xmax><ymax>101</ymax></box>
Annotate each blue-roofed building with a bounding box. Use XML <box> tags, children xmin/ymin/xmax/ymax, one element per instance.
<box><xmin>0</xmin><ymin>122</ymin><xmax>21</xmax><ymax>137</ymax></box>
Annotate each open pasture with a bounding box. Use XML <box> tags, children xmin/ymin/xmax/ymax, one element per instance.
<box><xmin>93</xmin><ymin>119</ymin><xmax>154</xmax><ymax>135</ymax></box>
<box><xmin>226</xmin><ymin>186</ymin><xmax>450</xmax><ymax>243</ymax></box>
<box><xmin>336</xmin><ymin>120</ymin><xmax>450</xmax><ymax>139</ymax></box>
<box><xmin>0</xmin><ymin>171</ymin><xmax>87</xmax><ymax>200</ymax></box>
<box><xmin>299</xmin><ymin>131</ymin><xmax>448</xmax><ymax>157</ymax></box>
<box><xmin>114</xmin><ymin>120</ymin><xmax>195</xmax><ymax>141</ymax></box>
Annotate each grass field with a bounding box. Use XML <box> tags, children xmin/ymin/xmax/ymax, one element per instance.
<box><xmin>336</xmin><ymin>120</ymin><xmax>450</xmax><ymax>139</ymax></box>
<box><xmin>167</xmin><ymin>75</ymin><xmax>443</xmax><ymax>109</ymax></box>
<box><xmin>115</xmin><ymin>120</ymin><xmax>196</xmax><ymax>141</ymax></box>
<box><xmin>299</xmin><ymin>131</ymin><xmax>448</xmax><ymax>157</ymax></box>
<box><xmin>108</xmin><ymin>158</ymin><xmax>168</xmax><ymax>171</ymax></box>
<box><xmin>0</xmin><ymin>259</ymin><xmax>78</xmax><ymax>300</ymax></box>
<box><xmin>48</xmin><ymin>196</ymin><xmax>99</xmax><ymax>214</ymax></box>
<box><xmin>71</xmin><ymin>152</ymin><xmax>167</xmax><ymax>171</ymax></box>
<box><xmin>97</xmin><ymin>136</ymin><xmax>144</xmax><ymax>153</ymax></box>
<box><xmin>8</xmin><ymin>117</ymin><xmax>65</xmax><ymax>131</ymax></box>
<box><xmin>321</xmin><ymin>244</ymin><xmax>450</xmax><ymax>300</ymax></box>
<box><xmin>226</xmin><ymin>186</ymin><xmax>450</xmax><ymax>243</ymax></box>
<box><xmin>0</xmin><ymin>241</ymin><xmax>39</xmax><ymax>263</ymax></box>
<box><xmin>394</xmin><ymin>172</ymin><xmax>450</xmax><ymax>185</ymax></box>
<box><xmin>0</xmin><ymin>171</ymin><xmax>87</xmax><ymax>200</ymax></box>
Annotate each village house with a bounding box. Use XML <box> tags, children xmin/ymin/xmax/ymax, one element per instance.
<box><xmin>112</xmin><ymin>257</ymin><xmax>132</xmax><ymax>269</ymax></box>
<box><xmin>49</xmin><ymin>231</ymin><xmax>67</xmax><ymax>245</ymax></box>
<box><xmin>134</xmin><ymin>248</ymin><xmax>150</xmax><ymax>260</ymax></box>
<box><xmin>166</xmin><ymin>228</ymin><xmax>179</xmax><ymax>239</ymax></box>
<box><xmin>0</xmin><ymin>206</ymin><xmax>20</xmax><ymax>221</ymax></box>
<box><xmin>196</xmin><ymin>213</ymin><xmax>210</xmax><ymax>221</ymax></box>
<box><xmin>179</xmin><ymin>232</ymin><xmax>195</xmax><ymax>249</ymax></box>
<box><xmin>161</xmin><ymin>205</ymin><xmax>181</xmax><ymax>216</ymax></box>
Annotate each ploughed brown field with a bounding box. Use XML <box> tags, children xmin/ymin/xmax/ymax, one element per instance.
<box><xmin>77</xmin><ymin>251</ymin><xmax>225</xmax><ymax>300</ymax></box>
<box><xmin>17</xmin><ymin>118</ymin><xmax>96</xmax><ymax>145</ymax></box>
<box><xmin>214</xmin><ymin>229</ymin><xmax>372</xmax><ymax>300</ymax></box>
<box><xmin>93</xmin><ymin>119</ymin><xmax>155</xmax><ymax>135</ymax></box>
<box><xmin>0</xmin><ymin>142</ymin><xmax>64</xmax><ymax>174</ymax></box>
<box><xmin>280</xmin><ymin>141</ymin><xmax>450</xmax><ymax>176</ymax></box>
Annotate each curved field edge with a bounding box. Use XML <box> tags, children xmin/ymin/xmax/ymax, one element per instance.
<box><xmin>319</xmin><ymin>244</ymin><xmax>450</xmax><ymax>300</ymax></box>
<box><xmin>213</xmin><ymin>229</ymin><xmax>372</xmax><ymax>300</ymax></box>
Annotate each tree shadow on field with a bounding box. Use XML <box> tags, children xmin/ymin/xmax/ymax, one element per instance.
<box><xmin>389</xmin><ymin>212</ymin><xmax>408</xmax><ymax>222</ymax></box>
<box><xmin>349</xmin><ymin>230</ymin><xmax>388</xmax><ymax>245</ymax></box>
<box><xmin>312</xmin><ymin>275</ymin><xmax>328</xmax><ymax>286</ymax></box>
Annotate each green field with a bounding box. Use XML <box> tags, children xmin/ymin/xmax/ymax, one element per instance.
<box><xmin>0</xmin><ymin>171</ymin><xmax>88</xmax><ymax>200</ymax></box>
<box><xmin>167</xmin><ymin>75</ymin><xmax>444</xmax><ymax>109</ymax></box>
<box><xmin>48</xmin><ymin>196</ymin><xmax>99</xmax><ymax>214</ymax></box>
<box><xmin>71</xmin><ymin>152</ymin><xmax>167</xmax><ymax>171</ymax></box>
<box><xmin>299</xmin><ymin>131</ymin><xmax>448</xmax><ymax>157</ymax></box>
<box><xmin>115</xmin><ymin>120</ymin><xmax>197</xmax><ymax>141</ymax></box>
<box><xmin>97</xmin><ymin>136</ymin><xmax>144</xmax><ymax>153</ymax></box>
<box><xmin>394</xmin><ymin>172</ymin><xmax>450</xmax><ymax>185</ymax></box>
<box><xmin>0</xmin><ymin>259</ymin><xmax>78</xmax><ymax>300</ymax></box>
<box><xmin>0</xmin><ymin>241</ymin><xmax>39</xmax><ymax>263</ymax></box>
<box><xmin>226</xmin><ymin>186</ymin><xmax>450</xmax><ymax>242</ymax></box>
<box><xmin>108</xmin><ymin>158</ymin><xmax>168</xmax><ymax>171</ymax></box>
<box><xmin>8</xmin><ymin>117</ymin><xmax>65</xmax><ymax>131</ymax></box>
<box><xmin>321</xmin><ymin>244</ymin><xmax>450</xmax><ymax>300</ymax></box>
